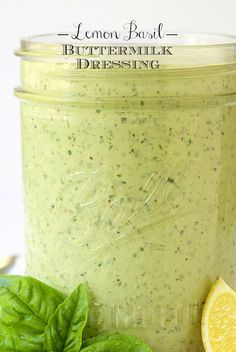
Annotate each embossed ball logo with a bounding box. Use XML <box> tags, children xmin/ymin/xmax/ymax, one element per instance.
<box><xmin>50</xmin><ymin>162</ymin><xmax>189</xmax><ymax>259</ymax></box>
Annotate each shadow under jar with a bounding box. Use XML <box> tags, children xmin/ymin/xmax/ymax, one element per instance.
<box><xmin>15</xmin><ymin>33</ymin><xmax>236</xmax><ymax>352</ymax></box>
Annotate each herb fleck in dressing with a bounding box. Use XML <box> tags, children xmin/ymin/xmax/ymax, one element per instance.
<box><xmin>18</xmin><ymin>46</ymin><xmax>236</xmax><ymax>352</ymax></box>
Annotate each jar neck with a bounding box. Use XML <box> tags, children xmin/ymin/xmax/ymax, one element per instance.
<box><xmin>14</xmin><ymin>57</ymin><xmax>236</xmax><ymax>108</ymax></box>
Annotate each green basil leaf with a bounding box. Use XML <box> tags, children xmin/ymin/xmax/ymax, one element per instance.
<box><xmin>44</xmin><ymin>283</ymin><xmax>88</xmax><ymax>352</ymax></box>
<box><xmin>81</xmin><ymin>333</ymin><xmax>153</xmax><ymax>352</ymax></box>
<box><xmin>0</xmin><ymin>275</ymin><xmax>66</xmax><ymax>352</ymax></box>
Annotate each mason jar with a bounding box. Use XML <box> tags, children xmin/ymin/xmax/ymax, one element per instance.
<box><xmin>15</xmin><ymin>33</ymin><xmax>236</xmax><ymax>352</ymax></box>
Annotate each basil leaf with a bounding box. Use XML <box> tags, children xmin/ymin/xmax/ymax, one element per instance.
<box><xmin>81</xmin><ymin>333</ymin><xmax>153</xmax><ymax>352</ymax></box>
<box><xmin>0</xmin><ymin>275</ymin><xmax>65</xmax><ymax>352</ymax></box>
<box><xmin>44</xmin><ymin>283</ymin><xmax>88</xmax><ymax>352</ymax></box>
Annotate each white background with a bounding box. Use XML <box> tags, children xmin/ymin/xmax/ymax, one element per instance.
<box><xmin>0</xmin><ymin>0</ymin><xmax>236</xmax><ymax>272</ymax></box>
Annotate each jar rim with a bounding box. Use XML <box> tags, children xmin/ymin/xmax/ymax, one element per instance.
<box><xmin>14</xmin><ymin>32</ymin><xmax>236</xmax><ymax>105</ymax></box>
<box><xmin>15</xmin><ymin>32</ymin><xmax>236</xmax><ymax>69</ymax></box>
<box><xmin>17</xmin><ymin>32</ymin><xmax>236</xmax><ymax>47</ymax></box>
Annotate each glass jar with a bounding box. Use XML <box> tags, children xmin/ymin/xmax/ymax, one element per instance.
<box><xmin>15</xmin><ymin>33</ymin><xmax>236</xmax><ymax>352</ymax></box>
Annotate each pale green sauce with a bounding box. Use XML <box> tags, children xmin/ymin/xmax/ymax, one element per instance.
<box><xmin>20</xmin><ymin>60</ymin><xmax>236</xmax><ymax>352</ymax></box>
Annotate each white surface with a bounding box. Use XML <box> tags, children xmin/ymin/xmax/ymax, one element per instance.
<box><xmin>0</xmin><ymin>0</ymin><xmax>236</xmax><ymax>273</ymax></box>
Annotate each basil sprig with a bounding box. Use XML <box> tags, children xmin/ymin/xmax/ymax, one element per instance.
<box><xmin>0</xmin><ymin>275</ymin><xmax>153</xmax><ymax>352</ymax></box>
<box><xmin>81</xmin><ymin>333</ymin><xmax>154</xmax><ymax>351</ymax></box>
<box><xmin>44</xmin><ymin>284</ymin><xmax>88</xmax><ymax>352</ymax></box>
<box><xmin>0</xmin><ymin>275</ymin><xmax>65</xmax><ymax>351</ymax></box>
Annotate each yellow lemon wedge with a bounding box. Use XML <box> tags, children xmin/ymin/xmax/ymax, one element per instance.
<box><xmin>201</xmin><ymin>277</ymin><xmax>236</xmax><ymax>352</ymax></box>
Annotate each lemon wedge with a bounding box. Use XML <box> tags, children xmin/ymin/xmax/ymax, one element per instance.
<box><xmin>201</xmin><ymin>277</ymin><xmax>236</xmax><ymax>352</ymax></box>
